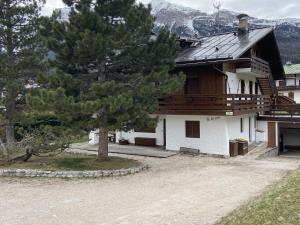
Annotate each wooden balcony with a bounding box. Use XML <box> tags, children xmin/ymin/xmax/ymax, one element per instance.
<box><xmin>236</xmin><ymin>57</ymin><xmax>270</xmax><ymax>77</ymax></box>
<box><xmin>269</xmin><ymin>104</ymin><xmax>300</xmax><ymax>117</ymax></box>
<box><xmin>158</xmin><ymin>94</ymin><xmax>271</xmax><ymax>116</ymax></box>
<box><xmin>277</xmin><ymin>85</ymin><xmax>300</xmax><ymax>91</ymax></box>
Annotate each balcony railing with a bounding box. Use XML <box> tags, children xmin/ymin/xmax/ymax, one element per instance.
<box><xmin>158</xmin><ymin>94</ymin><xmax>271</xmax><ymax>116</ymax></box>
<box><xmin>236</xmin><ymin>56</ymin><xmax>270</xmax><ymax>77</ymax></box>
<box><xmin>277</xmin><ymin>85</ymin><xmax>300</xmax><ymax>91</ymax></box>
<box><xmin>269</xmin><ymin>104</ymin><xmax>300</xmax><ymax>117</ymax></box>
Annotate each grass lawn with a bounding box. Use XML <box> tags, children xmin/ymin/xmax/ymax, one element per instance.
<box><xmin>70</xmin><ymin>132</ymin><xmax>89</xmax><ymax>144</ymax></box>
<box><xmin>0</xmin><ymin>153</ymin><xmax>139</xmax><ymax>171</ymax></box>
<box><xmin>217</xmin><ymin>168</ymin><xmax>300</xmax><ymax>225</ymax></box>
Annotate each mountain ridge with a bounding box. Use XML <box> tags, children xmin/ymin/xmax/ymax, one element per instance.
<box><xmin>49</xmin><ymin>1</ymin><xmax>300</xmax><ymax>63</ymax></box>
<box><xmin>150</xmin><ymin>0</ymin><xmax>300</xmax><ymax>63</ymax></box>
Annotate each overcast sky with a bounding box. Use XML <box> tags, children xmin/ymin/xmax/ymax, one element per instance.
<box><xmin>44</xmin><ymin>0</ymin><xmax>300</xmax><ymax>19</ymax></box>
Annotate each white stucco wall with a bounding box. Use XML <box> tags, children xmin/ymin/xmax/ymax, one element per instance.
<box><xmin>286</xmin><ymin>78</ymin><xmax>297</xmax><ymax>86</ymax></box>
<box><xmin>276</xmin><ymin>78</ymin><xmax>300</xmax><ymax>87</ymax></box>
<box><xmin>116</xmin><ymin>113</ymin><xmax>268</xmax><ymax>156</ymax></box>
<box><xmin>165</xmin><ymin>115</ymin><xmax>229</xmax><ymax>155</ymax></box>
<box><xmin>116</xmin><ymin>117</ymin><xmax>165</xmax><ymax>146</ymax></box>
<box><xmin>226</xmin><ymin>115</ymin><xmax>256</xmax><ymax>143</ymax></box>
<box><xmin>226</xmin><ymin>72</ymin><xmax>261</xmax><ymax>95</ymax></box>
<box><xmin>256</xmin><ymin>120</ymin><xmax>268</xmax><ymax>142</ymax></box>
<box><xmin>256</xmin><ymin>120</ymin><xmax>279</xmax><ymax>146</ymax></box>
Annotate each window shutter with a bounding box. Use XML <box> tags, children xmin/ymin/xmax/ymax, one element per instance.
<box><xmin>186</xmin><ymin>121</ymin><xmax>200</xmax><ymax>138</ymax></box>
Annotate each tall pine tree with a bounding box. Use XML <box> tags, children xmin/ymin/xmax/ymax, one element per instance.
<box><xmin>37</xmin><ymin>0</ymin><xmax>184</xmax><ymax>159</ymax></box>
<box><xmin>0</xmin><ymin>0</ymin><xmax>45</xmax><ymax>143</ymax></box>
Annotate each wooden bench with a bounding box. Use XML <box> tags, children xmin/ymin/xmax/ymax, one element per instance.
<box><xmin>134</xmin><ymin>137</ymin><xmax>156</xmax><ymax>146</ymax></box>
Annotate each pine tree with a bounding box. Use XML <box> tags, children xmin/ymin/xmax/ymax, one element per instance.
<box><xmin>37</xmin><ymin>0</ymin><xmax>184</xmax><ymax>159</ymax></box>
<box><xmin>0</xmin><ymin>0</ymin><xmax>45</xmax><ymax>143</ymax></box>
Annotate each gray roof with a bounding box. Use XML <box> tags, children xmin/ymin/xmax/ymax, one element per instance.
<box><xmin>176</xmin><ymin>27</ymin><xmax>273</xmax><ymax>64</ymax></box>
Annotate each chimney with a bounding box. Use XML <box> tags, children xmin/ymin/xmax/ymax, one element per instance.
<box><xmin>237</xmin><ymin>14</ymin><xmax>249</xmax><ymax>35</ymax></box>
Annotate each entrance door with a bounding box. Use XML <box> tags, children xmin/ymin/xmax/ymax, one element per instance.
<box><xmin>268</xmin><ymin>122</ymin><xmax>276</xmax><ymax>147</ymax></box>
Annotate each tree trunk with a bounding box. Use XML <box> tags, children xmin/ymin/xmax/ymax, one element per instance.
<box><xmin>98</xmin><ymin>127</ymin><xmax>109</xmax><ymax>159</ymax></box>
<box><xmin>5</xmin><ymin>124</ymin><xmax>14</xmax><ymax>144</ymax></box>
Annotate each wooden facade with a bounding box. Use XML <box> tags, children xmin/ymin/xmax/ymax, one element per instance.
<box><xmin>183</xmin><ymin>66</ymin><xmax>225</xmax><ymax>95</ymax></box>
<box><xmin>158</xmin><ymin>63</ymin><xmax>272</xmax><ymax>116</ymax></box>
<box><xmin>236</xmin><ymin>56</ymin><xmax>271</xmax><ymax>77</ymax></box>
<box><xmin>159</xmin><ymin>94</ymin><xmax>271</xmax><ymax>116</ymax></box>
<box><xmin>157</xmin><ymin>28</ymin><xmax>286</xmax><ymax>117</ymax></box>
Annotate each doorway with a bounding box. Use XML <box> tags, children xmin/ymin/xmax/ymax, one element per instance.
<box><xmin>279</xmin><ymin>123</ymin><xmax>300</xmax><ymax>157</ymax></box>
<box><xmin>268</xmin><ymin>122</ymin><xmax>276</xmax><ymax>147</ymax></box>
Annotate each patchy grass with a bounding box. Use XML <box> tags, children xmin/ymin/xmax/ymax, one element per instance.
<box><xmin>70</xmin><ymin>134</ymin><xmax>89</xmax><ymax>144</ymax></box>
<box><xmin>67</xmin><ymin>130</ymin><xmax>89</xmax><ymax>144</ymax></box>
<box><xmin>0</xmin><ymin>153</ymin><xmax>139</xmax><ymax>171</ymax></box>
<box><xmin>217</xmin><ymin>168</ymin><xmax>300</xmax><ymax>225</ymax></box>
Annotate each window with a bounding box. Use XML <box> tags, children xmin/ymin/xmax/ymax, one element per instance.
<box><xmin>279</xmin><ymin>80</ymin><xmax>286</xmax><ymax>87</ymax></box>
<box><xmin>255</xmin><ymin>82</ymin><xmax>259</xmax><ymax>95</ymax></box>
<box><xmin>185</xmin><ymin>121</ymin><xmax>200</xmax><ymax>138</ymax></box>
<box><xmin>240</xmin><ymin>118</ymin><xmax>244</xmax><ymax>133</ymax></box>
<box><xmin>240</xmin><ymin>80</ymin><xmax>245</xmax><ymax>94</ymax></box>
<box><xmin>249</xmin><ymin>81</ymin><xmax>253</xmax><ymax>95</ymax></box>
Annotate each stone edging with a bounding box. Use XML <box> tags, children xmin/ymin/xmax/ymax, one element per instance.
<box><xmin>0</xmin><ymin>163</ymin><xmax>147</xmax><ymax>178</ymax></box>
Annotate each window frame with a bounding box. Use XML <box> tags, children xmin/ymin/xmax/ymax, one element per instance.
<box><xmin>185</xmin><ymin>121</ymin><xmax>200</xmax><ymax>138</ymax></box>
<box><xmin>240</xmin><ymin>80</ymin><xmax>245</xmax><ymax>94</ymax></box>
<box><xmin>240</xmin><ymin>118</ymin><xmax>244</xmax><ymax>133</ymax></box>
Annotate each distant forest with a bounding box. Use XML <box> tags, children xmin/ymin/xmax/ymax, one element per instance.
<box><xmin>275</xmin><ymin>26</ymin><xmax>300</xmax><ymax>64</ymax></box>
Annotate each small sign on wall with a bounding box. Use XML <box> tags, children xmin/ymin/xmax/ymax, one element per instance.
<box><xmin>206</xmin><ymin>117</ymin><xmax>221</xmax><ymax>121</ymax></box>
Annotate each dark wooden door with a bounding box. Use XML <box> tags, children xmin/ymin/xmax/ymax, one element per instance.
<box><xmin>268</xmin><ymin>122</ymin><xmax>276</xmax><ymax>147</ymax></box>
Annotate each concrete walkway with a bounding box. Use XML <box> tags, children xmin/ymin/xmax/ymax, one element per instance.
<box><xmin>70</xmin><ymin>142</ymin><xmax>178</xmax><ymax>158</ymax></box>
<box><xmin>1</xmin><ymin>151</ymin><xmax>299</xmax><ymax>225</ymax></box>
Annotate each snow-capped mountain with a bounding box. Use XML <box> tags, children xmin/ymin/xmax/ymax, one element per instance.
<box><xmin>150</xmin><ymin>0</ymin><xmax>300</xmax><ymax>37</ymax></box>
<box><xmin>43</xmin><ymin>0</ymin><xmax>300</xmax><ymax>63</ymax></box>
<box><xmin>150</xmin><ymin>0</ymin><xmax>300</xmax><ymax>63</ymax></box>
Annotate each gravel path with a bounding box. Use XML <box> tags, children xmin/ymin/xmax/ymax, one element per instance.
<box><xmin>0</xmin><ymin>153</ymin><xmax>299</xmax><ymax>225</ymax></box>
